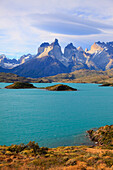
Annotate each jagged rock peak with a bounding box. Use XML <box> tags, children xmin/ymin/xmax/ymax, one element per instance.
<box><xmin>77</xmin><ymin>46</ymin><xmax>84</xmax><ymax>51</ymax></box>
<box><xmin>38</xmin><ymin>42</ymin><xmax>50</xmax><ymax>54</ymax></box>
<box><xmin>40</xmin><ymin>42</ymin><xmax>50</xmax><ymax>47</ymax></box>
<box><xmin>0</xmin><ymin>54</ymin><xmax>6</xmax><ymax>59</ymax></box>
<box><xmin>51</xmin><ymin>39</ymin><xmax>59</xmax><ymax>46</ymax></box>
<box><xmin>96</xmin><ymin>41</ymin><xmax>113</xmax><ymax>48</ymax></box>
<box><xmin>65</xmin><ymin>43</ymin><xmax>76</xmax><ymax>49</ymax></box>
<box><xmin>85</xmin><ymin>48</ymin><xmax>88</xmax><ymax>52</ymax></box>
<box><xmin>90</xmin><ymin>42</ymin><xmax>103</xmax><ymax>51</ymax></box>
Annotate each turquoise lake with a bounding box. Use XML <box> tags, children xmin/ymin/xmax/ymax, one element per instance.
<box><xmin>0</xmin><ymin>83</ymin><xmax>113</xmax><ymax>147</ymax></box>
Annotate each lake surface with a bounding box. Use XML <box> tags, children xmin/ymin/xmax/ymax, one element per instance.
<box><xmin>0</xmin><ymin>83</ymin><xmax>113</xmax><ymax>147</ymax></box>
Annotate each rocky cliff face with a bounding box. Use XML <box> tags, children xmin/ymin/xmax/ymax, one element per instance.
<box><xmin>49</xmin><ymin>39</ymin><xmax>63</xmax><ymax>60</ymax></box>
<box><xmin>37</xmin><ymin>39</ymin><xmax>63</xmax><ymax>60</ymax></box>
<box><xmin>86</xmin><ymin>42</ymin><xmax>113</xmax><ymax>70</ymax></box>
<box><xmin>18</xmin><ymin>54</ymin><xmax>34</xmax><ymax>64</ymax></box>
<box><xmin>64</xmin><ymin>43</ymin><xmax>90</xmax><ymax>71</ymax></box>
<box><xmin>38</xmin><ymin>42</ymin><xmax>50</xmax><ymax>54</ymax></box>
<box><xmin>12</xmin><ymin>55</ymin><xmax>68</xmax><ymax>78</ymax></box>
<box><xmin>64</xmin><ymin>43</ymin><xmax>77</xmax><ymax>59</ymax></box>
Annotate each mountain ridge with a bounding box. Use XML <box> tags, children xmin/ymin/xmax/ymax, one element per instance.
<box><xmin>1</xmin><ymin>39</ymin><xmax>113</xmax><ymax>78</ymax></box>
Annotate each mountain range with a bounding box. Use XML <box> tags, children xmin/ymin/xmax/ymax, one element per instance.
<box><xmin>0</xmin><ymin>39</ymin><xmax>113</xmax><ymax>78</ymax></box>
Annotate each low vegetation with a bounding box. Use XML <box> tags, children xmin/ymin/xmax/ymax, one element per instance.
<box><xmin>38</xmin><ymin>69</ymin><xmax>113</xmax><ymax>84</ymax></box>
<box><xmin>5</xmin><ymin>82</ymin><xmax>37</xmax><ymax>89</ymax></box>
<box><xmin>87</xmin><ymin>125</ymin><xmax>113</xmax><ymax>149</ymax></box>
<box><xmin>0</xmin><ymin>72</ymin><xmax>51</xmax><ymax>83</ymax></box>
<box><xmin>0</xmin><ymin>125</ymin><xmax>113</xmax><ymax>169</ymax></box>
<box><xmin>45</xmin><ymin>84</ymin><xmax>77</xmax><ymax>91</ymax></box>
<box><xmin>1</xmin><ymin>69</ymin><xmax>113</xmax><ymax>84</ymax></box>
<box><xmin>0</xmin><ymin>72</ymin><xmax>29</xmax><ymax>83</ymax></box>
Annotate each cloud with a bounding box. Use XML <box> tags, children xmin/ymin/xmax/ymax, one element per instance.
<box><xmin>33</xmin><ymin>21</ymin><xmax>101</xmax><ymax>36</ymax></box>
<box><xmin>30</xmin><ymin>12</ymin><xmax>113</xmax><ymax>36</ymax></box>
<box><xmin>0</xmin><ymin>0</ymin><xmax>113</xmax><ymax>58</ymax></box>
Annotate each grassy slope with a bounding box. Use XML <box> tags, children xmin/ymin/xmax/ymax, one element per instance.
<box><xmin>38</xmin><ymin>69</ymin><xmax>113</xmax><ymax>84</ymax></box>
<box><xmin>0</xmin><ymin>72</ymin><xmax>51</xmax><ymax>83</ymax></box>
<box><xmin>0</xmin><ymin>72</ymin><xmax>29</xmax><ymax>83</ymax></box>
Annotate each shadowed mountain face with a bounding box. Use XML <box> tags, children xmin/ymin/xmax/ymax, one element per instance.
<box><xmin>12</xmin><ymin>56</ymin><xmax>68</xmax><ymax>78</ymax></box>
<box><xmin>0</xmin><ymin>66</ymin><xmax>9</xmax><ymax>73</ymax></box>
<box><xmin>1</xmin><ymin>39</ymin><xmax>113</xmax><ymax>78</ymax></box>
<box><xmin>10</xmin><ymin>39</ymin><xmax>68</xmax><ymax>78</ymax></box>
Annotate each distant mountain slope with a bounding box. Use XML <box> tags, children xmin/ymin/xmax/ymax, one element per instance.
<box><xmin>0</xmin><ymin>54</ymin><xmax>34</xmax><ymax>69</ymax></box>
<box><xmin>12</xmin><ymin>56</ymin><xmax>68</xmax><ymax>78</ymax></box>
<box><xmin>0</xmin><ymin>66</ymin><xmax>9</xmax><ymax>73</ymax></box>
<box><xmin>86</xmin><ymin>41</ymin><xmax>113</xmax><ymax>70</ymax></box>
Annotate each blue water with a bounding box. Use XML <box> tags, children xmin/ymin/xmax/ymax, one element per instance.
<box><xmin>0</xmin><ymin>82</ymin><xmax>113</xmax><ymax>147</ymax></box>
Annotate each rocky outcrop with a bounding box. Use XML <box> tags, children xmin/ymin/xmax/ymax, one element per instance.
<box><xmin>38</xmin><ymin>42</ymin><xmax>50</xmax><ymax>54</ymax></box>
<box><xmin>86</xmin><ymin>42</ymin><xmax>113</xmax><ymax>70</ymax></box>
<box><xmin>85</xmin><ymin>48</ymin><xmax>88</xmax><ymax>52</ymax></box>
<box><xmin>5</xmin><ymin>82</ymin><xmax>37</xmax><ymax>89</ymax></box>
<box><xmin>64</xmin><ymin>43</ymin><xmax>77</xmax><ymax>59</ymax></box>
<box><xmin>45</xmin><ymin>84</ymin><xmax>77</xmax><ymax>91</ymax></box>
<box><xmin>88</xmin><ymin>42</ymin><xmax>104</xmax><ymax>54</ymax></box>
<box><xmin>77</xmin><ymin>46</ymin><xmax>84</xmax><ymax>52</ymax></box>
<box><xmin>37</xmin><ymin>39</ymin><xmax>63</xmax><ymax>61</ymax></box>
<box><xmin>18</xmin><ymin>54</ymin><xmax>34</xmax><ymax>64</ymax></box>
<box><xmin>87</xmin><ymin>125</ymin><xmax>113</xmax><ymax>146</ymax></box>
<box><xmin>49</xmin><ymin>39</ymin><xmax>63</xmax><ymax>60</ymax></box>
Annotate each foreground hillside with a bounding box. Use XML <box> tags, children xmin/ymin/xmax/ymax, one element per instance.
<box><xmin>0</xmin><ymin>125</ymin><xmax>113</xmax><ymax>170</ymax></box>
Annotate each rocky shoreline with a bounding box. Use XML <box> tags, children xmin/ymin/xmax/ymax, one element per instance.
<box><xmin>87</xmin><ymin>125</ymin><xmax>113</xmax><ymax>148</ymax></box>
<box><xmin>0</xmin><ymin>125</ymin><xmax>113</xmax><ymax>169</ymax></box>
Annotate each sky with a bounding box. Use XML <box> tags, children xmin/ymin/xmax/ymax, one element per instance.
<box><xmin>0</xmin><ymin>0</ymin><xmax>113</xmax><ymax>59</ymax></box>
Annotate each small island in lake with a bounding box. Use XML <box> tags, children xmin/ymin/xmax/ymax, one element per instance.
<box><xmin>44</xmin><ymin>84</ymin><xmax>77</xmax><ymax>91</ymax></box>
<box><xmin>5</xmin><ymin>82</ymin><xmax>77</xmax><ymax>91</ymax></box>
<box><xmin>5</xmin><ymin>82</ymin><xmax>37</xmax><ymax>89</ymax></box>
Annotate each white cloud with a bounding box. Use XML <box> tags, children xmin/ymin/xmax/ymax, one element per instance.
<box><xmin>0</xmin><ymin>0</ymin><xmax>113</xmax><ymax>58</ymax></box>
